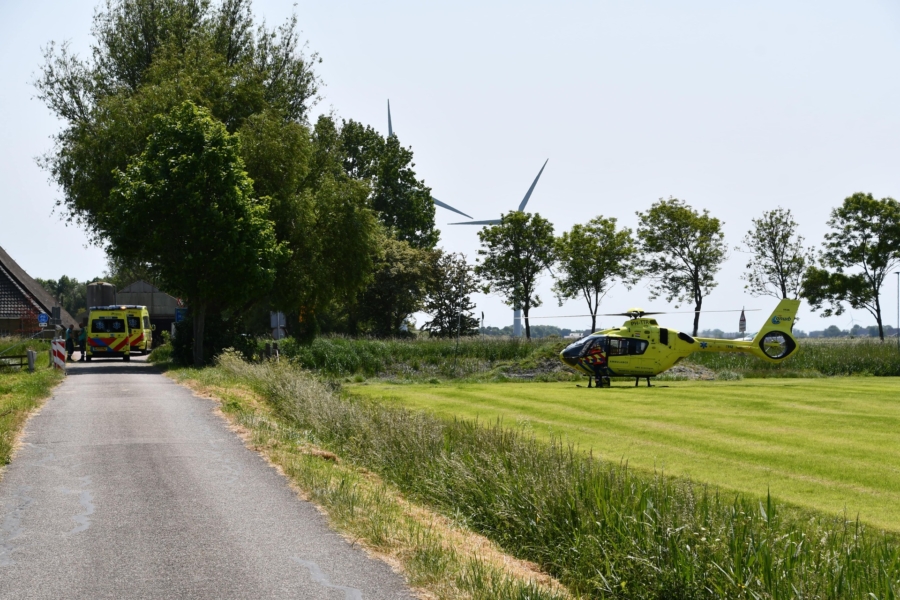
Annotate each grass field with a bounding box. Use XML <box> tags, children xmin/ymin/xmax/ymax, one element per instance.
<box><xmin>352</xmin><ymin>377</ymin><xmax>900</xmax><ymax>531</ymax></box>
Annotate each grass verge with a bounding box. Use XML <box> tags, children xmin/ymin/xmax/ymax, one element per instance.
<box><xmin>0</xmin><ymin>349</ymin><xmax>62</xmax><ymax>466</ymax></box>
<box><xmin>172</xmin><ymin>353</ymin><xmax>900</xmax><ymax>599</ymax></box>
<box><xmin>167</xmin><ymin>357</ymin><xmax>571</xmax><ymax>600</ymax></box>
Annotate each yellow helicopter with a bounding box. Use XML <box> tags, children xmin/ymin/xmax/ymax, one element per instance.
<box><xmin>559</xmin><ymin>299</ymin><xmax>800</xmax><ymax>387</ymax></box>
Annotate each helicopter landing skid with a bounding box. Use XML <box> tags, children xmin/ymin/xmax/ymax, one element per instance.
<box><xmin>635</xmin><ymin>377</ymin><xmax>652</xmax><ymax>387</ymax></box>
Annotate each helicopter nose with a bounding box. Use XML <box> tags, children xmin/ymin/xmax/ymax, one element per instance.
<box><xmin>559</xmin><ymin>350</ymin><xmax>577</xmax><ymax>367</ymax></box>
<box><xmin>559</xmin><ymin>349</ymin><xmax>580</xmax><ymax>368</ymax></box>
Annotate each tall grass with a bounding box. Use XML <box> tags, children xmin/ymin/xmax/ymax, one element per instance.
<box><xmin>690</xmin><ymin>338</ymin><xmax>900</xmax><ymax>376</ymax></box>
<box><xmin>279</xmin><ymin>336</ymin><xmax>560</xmax><ymax>377</ymax></box>
<box><xmin>0</xmin><ymin>348</ymin><xmax>60</xmax><ymax>465</ymax></box>
<box><xmin>215</xmin><ymin>353</ymin><xmax>900</xmax><ymax>599</ymax></box>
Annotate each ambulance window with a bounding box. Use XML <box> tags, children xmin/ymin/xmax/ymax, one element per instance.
<box><xmin>143</xmin><ymin>316</ymin><xmax>151</xmax><ymax>329</ymax></box>
<box><xmin>629</xmin><ymin>339</ymin><xmax>649</xmax><ymax>355</ymax></box>
<box><xmin>127</xmin><ymin>316</ymin><xmax>140</xmax><ymax>329</ymax></box>
<box><xmin>92</xmin><ymin>318</ymin><xmax>125</xmax><ymax>333</ymax></box>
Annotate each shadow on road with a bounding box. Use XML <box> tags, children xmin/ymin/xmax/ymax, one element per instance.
<box><xmin>65</xmin><ymin>355</ymin><xmax>161</xmax><ymax>376</ymax></box>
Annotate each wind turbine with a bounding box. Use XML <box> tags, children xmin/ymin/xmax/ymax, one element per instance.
<box><xmin>387</xmin><ymin>100</ymin><xmax>473</xmax><ymax>220</ymax></box>
<box><xmin>449</xmin><ymin>158</ymin><xmax>550</xmax><ymax>337</ymax></box>
<box><xmin>448</xmin><ymin>159</ymin><xmax>549</xmax><ymax>226</ymax></box>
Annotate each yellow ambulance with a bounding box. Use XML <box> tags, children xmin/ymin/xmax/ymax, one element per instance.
<box><xmin>122</xmin><ymin>305</ymin><xmax>154</xmax><ymax>354</ymax></box>
<box><xmin>86</xmin><ymin>306</ymin><xmax>131</xmax><ymax>361</ymax></box>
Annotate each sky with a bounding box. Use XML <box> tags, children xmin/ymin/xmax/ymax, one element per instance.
<box><xmin>2</xmin><ymin>0</ymin><xmax>900</xmax><ymax>334</ymax></box>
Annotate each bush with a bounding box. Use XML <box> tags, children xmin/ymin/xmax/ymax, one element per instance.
<box><xmin>170</xmin><ymin>313</ymin><xmax>259</xmax><ymax>366</ymax></box>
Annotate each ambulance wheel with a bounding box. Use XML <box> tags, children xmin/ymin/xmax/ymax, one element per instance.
<box><xmin>86</xmin><ymin>356</ymin><xmax>92</xmax><ymax>362</ymax></box>
<box><xmin>123</xmin><ymin>355</ymin><xmax>130</xmax><ymax>362</ymax></box>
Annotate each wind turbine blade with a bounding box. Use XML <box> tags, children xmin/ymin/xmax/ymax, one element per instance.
<box><xmin>387</xmin><ymin>99</ymin><xmax>393</xmax><ymax>137</ymax></box>
<box><xmin>517</xmin><ymin>158</ymin><xmax>549</xmax><ymax>212</ymax></box>
<box><xmin>433</xmin><ymin>197</ymin><xmax>473</xmax><ymax>219</ymax></box>
<box><xmin>450</xmin><ymin>219</ymin><xmax>502</xmax><ymax>225</ymax></box>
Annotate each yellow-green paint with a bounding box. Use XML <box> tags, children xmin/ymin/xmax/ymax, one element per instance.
<box><xmin>351</xmin><ymin>377</ymin><xmax>900</xmax><ymax>530</ymax></box>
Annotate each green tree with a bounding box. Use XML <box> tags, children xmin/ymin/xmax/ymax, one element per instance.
<box><xmin>240</xmin><ymin>113</ymin><xmax>380</xmax><ymax>319</ymax></box>
<box><xmin>553</xmin><ymin>216</ymin><xmax>637</xmax><ymax>332</ymax></box>
<box><xmin>35</xmin><ymin>0</ymin><xmax>321</xmax><ymax>241</ymax></box>
<box><xmin>108</xmin><ymin>101</ymin><xmax>282</xmax><ymax>366</ymax></box>
<box><xmin>636</xmin><ymin>198</ymin><xmax>727</xmax><ymax>336</ymax></box>
<box><xmin>36</xmin><ymin>1</ymin><xmax>380</xmax><ymax>340</ymax></box>
<box><xmin>801</xmin><ymin>193</ymin><xmax>900</xmax><ymax>341</ymax></box>
<box><xmin>339</xmin><ymin>120</ymin><xmax>438</xmax><ymax>249</ymax></box>
<box><xmin>475</xmin><ymin>212</ymin><xmax>556</xmax><ymax>340</ymax></box>
<box><xmin>35</xmin><ymin>275</ymin><xmax>102</xmax><ymax>317</ymax></box>
<box><xmin>423</xmin><ymin>252</ymin><xmax>480</xmax><ymax>338</ymax></box>
<box><xmin>357</xmin><ymin>236</ymin><xmax>436</xmax><ymax>336</ymax></box>
<box><xmin>738</xmin><ymin>207</ymin><xmax>812</xmax><ymax>299</ymax></box>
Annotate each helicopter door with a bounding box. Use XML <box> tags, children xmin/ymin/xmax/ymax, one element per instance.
<box><xmin>607</xmin><ymin>337</ymin><xmax>652</xmax><ymax>375</ymax></box>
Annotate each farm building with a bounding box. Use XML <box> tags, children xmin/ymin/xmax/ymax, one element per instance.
<box><xmin>0</xmin><ymin>245</ymin><xmax>77</xmax><ymax>336</ymax></box>
<box><xmin>116</xmin><ymin>280</ymin><xmax>180</xmax><ymax>344</ymax></box>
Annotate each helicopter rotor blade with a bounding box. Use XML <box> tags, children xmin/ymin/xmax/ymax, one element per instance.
<box><xmin>517</xmin><ymin>159</ymin><xmax>549</xmax><ymax>212</ymax></box>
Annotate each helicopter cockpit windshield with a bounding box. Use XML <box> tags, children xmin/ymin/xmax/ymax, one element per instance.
<box><xmin>562</xmin><ymin>335</ymin><xmax>606</xmax><ymax>359</ymax></box>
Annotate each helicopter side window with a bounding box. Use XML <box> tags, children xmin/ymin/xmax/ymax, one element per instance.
<box><xmin>628</xmin><ymin>339</ymin><xmax>649</xmax><ymax>355</ymax></box>
<box><xmin>607</xmin><ymin>338</ymin><xmax>629</xmax><ymax>356</ymax></box>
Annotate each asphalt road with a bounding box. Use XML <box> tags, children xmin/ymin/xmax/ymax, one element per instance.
<box><xmin>0</xmin><ymin>355</ymin><xmax>415</xmax><ymax>599</ymax></box>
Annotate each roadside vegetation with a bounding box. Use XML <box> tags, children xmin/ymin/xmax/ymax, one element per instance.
<box><xmin>208</xmin><ymin>335</ymin><xmax>900</xmax><ymax>381</ymax></box>
<box><xmin>0</xmin><ymin>339</ymin><xmax>62</xmax><ymax>466</ymax></box>
<box><xmin>166</xmin><ymin>352</ymin><xmax>570</xmax><ymax>600</ymax></box>
<box><xmin>164</xmin><ymin>352</ymin><xmax>900</xmax><ymax>599</ymax></box>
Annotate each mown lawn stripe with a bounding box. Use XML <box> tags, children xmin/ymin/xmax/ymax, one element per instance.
<box><xmin>353</xmin><ymin>377</ymin><xmax>900</xmax><ymax>530</ymax></box>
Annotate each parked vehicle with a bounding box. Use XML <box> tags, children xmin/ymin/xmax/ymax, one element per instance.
<box><xmin>122</xmin><ymin>305</ymin><xmax>154</xmax><ymax>354</ymax></box>
<box><xmin>86</xmin><ymin>306</ymin><xmax>131</xmax><ymax>362</ymax></box>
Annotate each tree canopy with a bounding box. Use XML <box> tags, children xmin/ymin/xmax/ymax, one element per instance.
<box><xmin>636</xmin><ymin>198</ymin><xmax>727</xmax><ymax>336</ymax></box>
<box><xmin>108</xmin><ymin>101</ymin><xmax>282</xmax><ymax>365</ymax></box>
<box><xmin>554</xmin><ymin>216</ymin><xmax>637</xmax><ymax>333</ymax></box>
<box><xmin>801</xmin><ymin>193</ymin><xmax>900</xmax><ymax>340</ymax></box>
<box><xmin>475</xmin><ymin>211</ymin><xmax>555</xmax><ymax>340</ymax></box>
<box><xmin>339</xmin><ymin>120</ymin><xmax>439</xmax><ymax>249</ymax></box>
<box><xmin>36</xmin><ymin>0</ymin><xmax>321</xmax><ymax>239</ymax></box>
<box><xmin>423</xmin><ymin>252</ymin><xmax>480</xmax><ymax>338</ymax></box>
<box><xmin>738</xmin><ymin>208</ymin><xmax>811</xmax><ymax>299</ymax></box>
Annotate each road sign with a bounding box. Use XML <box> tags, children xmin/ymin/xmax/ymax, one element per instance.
<box><xmin>38</xmin><ymin>313</ymin><xmax>49</xmax><ymax>324</ymax></box>
<box><xmin>175</xmin><ymin>308</ymin><xmax>188</xmax><ymax>323</ymax></box>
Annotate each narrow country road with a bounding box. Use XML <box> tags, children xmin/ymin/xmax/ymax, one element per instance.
<box><xmin>0</xmin><ymin>356</ymin><xmax>415</xmax><ymax>599</ymax></box>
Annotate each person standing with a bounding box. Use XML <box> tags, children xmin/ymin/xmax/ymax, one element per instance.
<box><xmin>65</xmin><ymin>324</ymin><xmax>75</xmax><ymax>362</ymax></box>
<box><xmin>78</xmin><ymin>321</ymin><xmax>87</xmax><ymax>361</ymax></box>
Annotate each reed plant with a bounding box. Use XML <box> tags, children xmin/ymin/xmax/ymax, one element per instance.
<box><xmin>214</xmin><ymin>353</ymin><xmax>900</xmax><ymax>599</ymax></box>
<box><xmin>689</xmin><ymin>338</ymin><xmax>900</xmax><ymax>376</ymax></box>
<box><xmin>278</xmin><ymin>335</ymin><xmax>561</xmax><ymax>377</ymax></box>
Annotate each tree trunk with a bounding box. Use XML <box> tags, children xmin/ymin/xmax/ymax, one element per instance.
<box><xmin>875</xmin><ymin>293</ymin><xmax>884</xmax><ymax>341</ymax></box>
<box><xmin>192</xmin><ymin>303</ymin><xmax>206</xmax><ymax>368</ymax></box>
<box><xmin>523</xmin><ymin>307</ymin><xmax>531</xmax><ymax>340</ymax></box>
<box><xmin>591</xmin><ymin>313</ymin><xmax>597</xmax><ymax>333</ymax></box>
<box><xmin>692</xmin><ymin>297</ymin><xmax>702</xmax><ymax>337</ymax></box>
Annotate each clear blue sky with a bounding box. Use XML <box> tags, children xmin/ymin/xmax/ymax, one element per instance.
<box><xmin>2</xmin><ymin>0</ymin><xmax>899</xmax><ymax>334</ymax></box>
